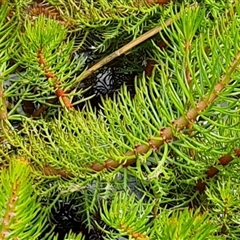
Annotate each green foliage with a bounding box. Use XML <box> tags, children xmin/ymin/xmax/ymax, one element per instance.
<box><xmin>0</xmin><ymin>3</ymin><xmax>18</xmax><ymax>62</ymax></box>
<box><xmin>0</xmin><ymin>159</ymin><xmax>47</xmax><ymax>239</ymax></box>
<box><xmin>152</xmin><ymin>208</ymin><xmax>222</xmax><ymax>240</ymax></box>
<box><xmin>52</xmin><ymin>231</ymin><xmax>85</xmax><ymax>240</ymax></box>
<box><xmin>100</xmin><ymin>191</ymin><xmax>153</xmax><ymax>239</ymax></box>
<box><xmin>0</xmin><ymin>158</ymin><xmax>85</xmax><ymax>239</ymax></box>
<box><xmin>0</xmin><ymin>3</ymin><xmax>18</xmax><ymax>122</ymax></box>
<box><xmin>1</xmin><ymin>0</ymin><xmax>240</xmax><ymax>239</ymax></box>
<box><xmin>47</xmin><ymin>0</ymin><xmax>166</xmax><ymax>51</ymax></box>
<box><xmin>99</xmin><ymin>192</ymin><xmax>223</xmax><ymax>239</ymax></box>
<box><xmin>206</xmin><ymin>178</ymin><xmax>240</xmax><ymax>238</ymax></box>
<box><xmin>11</xmin><ymin>15</ymin><xmax>86</xmax><ymax>114</ymax></box>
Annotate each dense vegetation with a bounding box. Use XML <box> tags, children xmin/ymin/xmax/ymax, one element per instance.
<box><xmin>0</xmin><ymin>0</ymin><xmax>240</xmax><ymax>239</ymax></box>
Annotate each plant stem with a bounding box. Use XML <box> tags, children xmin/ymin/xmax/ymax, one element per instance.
<box><xmin>69</xmin><ymin>7</ymin><xmax>192</xmax><ymax>93</ymax></box>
